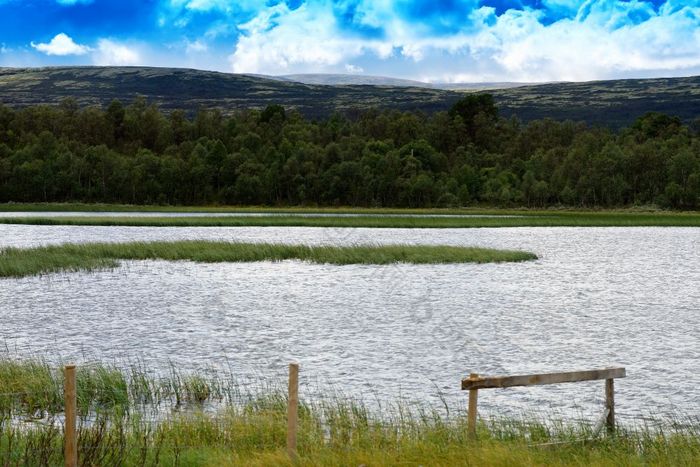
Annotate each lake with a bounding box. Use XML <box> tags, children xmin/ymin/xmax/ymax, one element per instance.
<box><xmin>1</xmin><ymin>224</ymin><xmax>698</xmax><ymax>423</ymax></box>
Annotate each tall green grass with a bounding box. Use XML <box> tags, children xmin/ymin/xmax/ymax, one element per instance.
<box><xmin>0</xmin><ymin>241</ymin><xmax>537</xmax><ymax>278</ymax></box>
<box><xmin>1</xmin><ymin>359</ymin><xmax>698</xmax><ymax>466</ymax></box>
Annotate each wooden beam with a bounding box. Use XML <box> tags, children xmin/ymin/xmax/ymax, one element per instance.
<box><xmin>462</xmin><ymin>368</ymin><xmax>625</xmax><ymax>390</ymax></box>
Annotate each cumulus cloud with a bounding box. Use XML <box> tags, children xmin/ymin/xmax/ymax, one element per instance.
<box><xmin>92</xmin><ymin>39</ymin><xmax>141</xmax><ymax>65</ymax></box>
<box><xmin>468</xmin><ymin>2</ymin><xmax>700</xmax><ymax>81</ymax></box>
<box><xmin>31</xmin><ymin>33</ymin><xmax>91</xmax><ymax>56</ymax></box>
<box><xmin>229</xmin><ymin>2</ymin><xmax>392</xmax><ymax>74</ymax></box>
<box><xmin>12</xmin><ymin>1</ymin><xmax>700</xmax><ymax>81</ymax></box>
<box><xmin>185</xmin><ymin>39</ymin><xmax>208</xmax><ymax>54</ymax></box>
<box><xmin>55</xmin><ymin>0</ymin><xmax>94</xmax><ymax>5</ymax></box>
<box><xmin>159</xmin><ymin>0</ymin><xmax>260</xmax><ymax>31</ymax></box>
<box><xmin>227</xmin><ymin>0</ymin><xmax>700</xmax><ymax>81</ymax></box>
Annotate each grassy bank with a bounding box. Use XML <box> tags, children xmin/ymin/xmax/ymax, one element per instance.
<box><xmin>0</xmin><ymin>241</ymin><xmax>536</xmax><ymax>278</ymax></box>
<box><xmin>2</xmin><ymin>212</ymin><xmax>700</xmax><ymax>228</ymax></box>
<box><xmin>1</xmin><ymin>203</ymin><xmax>700</xmax><ymax>228</ymax></box>
<box><xmin>0</xmin><ymin>202</ymin><xmax>553</xmax><ymax>213</ymax></box>
<box><xmin>1</xmin><ymin>358</ymin><xmax>698</xmax><ymax>466</ymax></box>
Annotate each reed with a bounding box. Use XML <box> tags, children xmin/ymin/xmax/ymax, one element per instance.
<box><xmin>1</xmin><ymin>359</ymin><xmax>698</xmax><ymax>466</ymax></box>
<box><xmin>0</xmin><ymin>241</ymin><xmax>537</xmax><ymax>278</ymax></box>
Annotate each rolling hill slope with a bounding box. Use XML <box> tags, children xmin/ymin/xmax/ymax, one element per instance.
<box><xmin>0</xmin><ymin>67</ymin><xmax>698</xmax><ymax>127</ymax></box>
<box><xmin>278</xmin><ymin>73</ymin><xmax>534</xmax><ymax>91</ymax></box>
<box><xmin>0</xmin><ymin>67</ymin><xmax>458</xmax><ymax>119</ymax></box>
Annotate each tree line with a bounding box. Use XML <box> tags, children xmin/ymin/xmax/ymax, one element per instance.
<box><xmin>0</xmin><ymin>96</ymin><xmax>699</xmax><ymax>209</ymax></box>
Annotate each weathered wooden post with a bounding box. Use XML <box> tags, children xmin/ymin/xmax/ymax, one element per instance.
<box><xmin>605</xmin><ymin>378</ymin><xmax>615</xmax><ymax>434</ymax></box>
<box><xmin>64</xmin><ymin>365</ymin><xmax>77</xmax><ymax>467</ymax></box>
<box><xmin>287</xmin><ymin>362</ymin><xmax>299</xmax><ymax>460</ymax></box>
<box><xmin>467</xmin><ymin>373</ymin><xmax>479</xmax><ymax>439</ymax></box>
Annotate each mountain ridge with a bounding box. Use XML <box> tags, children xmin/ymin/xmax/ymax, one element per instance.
<box><xmin>277</xmin><ymin>73</ymin><xmax>536</xmax><ymax>90</ymax></box>
<box><xmin>0</xmin><ymin>66</ymin><xmax>698</xmax><ymax>128</ymax></box>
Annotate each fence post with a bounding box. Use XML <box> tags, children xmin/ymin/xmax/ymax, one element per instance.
<box><xmin>467</xmin><ymin>373</ymin><xmax>479</xmax><ymax>439</ymax></box>
<box><xmin>287</xmin><ymin>362</ymin><xmax>299</xmax><ymax>460</ymax></box>
<box><xmin>605</xmin><ymin>378</ymin><xmax>615</xmax><ymax>434</ymax></box>
<box><xmin>64</xmin><ymin>365</ymin><xmax>77</xmax><ymax>467</ymax></box>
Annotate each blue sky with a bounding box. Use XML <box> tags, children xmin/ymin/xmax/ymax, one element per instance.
<box><xmin>0</xmin><ymin>1</ymin><xmax>698</xmax><ymax>82</ymax></box>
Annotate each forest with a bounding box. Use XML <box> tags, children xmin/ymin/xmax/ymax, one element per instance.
<box><xmin>0</xmin><ymin>95</ymin><xmax>699</xmax><ymax>209</ymax></box>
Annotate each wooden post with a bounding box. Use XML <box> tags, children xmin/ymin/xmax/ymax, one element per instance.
<box><xmin>64</xmin><ymin>365</ymin><xmax>77</xmax><ymax>467</ymax></box>
<box><xmin>605</xmin><ymin>378</ymin><xmax>615</xmax><ymax>434</ymax></box>
<box><xmin>287</xmin><ymin>362</ymin><xmax>299</xmax><ymax>460</ymax></box>
<box><xmin>467</xmin><ymin>373</ymin><xmax>479</xmax><ymax>439</ymax></box>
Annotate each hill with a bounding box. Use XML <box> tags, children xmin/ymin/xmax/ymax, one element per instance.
<box><xmin>0</xmin><ymin>67</ymin><xmax>698</xmax><ymax>127</ymax></box>
<box><xmin>279</xmin><ymin>73</ymin><xmax>429</xmax><ymax>87</ymax></box>
<box><xmin>0</xmin><ymin>67</ymin><xmax>457</xmax><ymax>119</ymax></box>
<box><xmin>494</xmin><ymin>76</ymin><xmax>700</xmax><ymax>127</ymax></box>
<box><xmin>278</xmin><ymin>73</ymin><xmax>533</xmax><ymax>91</ymax></box>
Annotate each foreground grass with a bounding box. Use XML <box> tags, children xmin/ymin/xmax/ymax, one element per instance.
<box><xmin>1</xmin><ymin>358</ymin><xmax>698</xmax><ymax>466</ymax></box>
<box><xmin>0</xmin><ymin>241</ymin><xmax>536</xmax><ymax>278</ymax></box>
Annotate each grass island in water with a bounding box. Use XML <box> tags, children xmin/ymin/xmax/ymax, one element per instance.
<box><xmin>0</xmin><ymin>241</ymin><xmax>537</xmax><ymax>278</ymax></box>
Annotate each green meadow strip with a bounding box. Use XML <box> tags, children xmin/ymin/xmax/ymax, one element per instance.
<box><xmin>0</xmin><ymin>241</ymin><xmax>537</xmax><ymax>278</ymax></box>
<box><xmin>1</xmin><ymin>211</ymin><xmax>700</xmax><ymax>227</ymax></box>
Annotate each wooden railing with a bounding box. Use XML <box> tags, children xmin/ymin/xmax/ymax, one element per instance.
<box><xmin>462</xmin><ymin>367</ymin><xmax>626</xmax><ymax>438</ymax></box>
<box><xmin>58</xmin><ymin>363</ymin><xmax>625</xmax><ymax>465</ymax></box>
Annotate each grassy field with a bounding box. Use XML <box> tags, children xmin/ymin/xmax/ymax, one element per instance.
<box><xmin>0</xmin><ymin>241</ymin><xmax>536</xmax><ymax>278</ymax></box>
<box><xmin>1</xmin><ymin>358</ymin><xmax>698</xmax><ymax>466</ymax></box>
<box><xmin>1</xmin><ymin>203</ymin><xmax>700</xmax><ymax>227</ymax></box>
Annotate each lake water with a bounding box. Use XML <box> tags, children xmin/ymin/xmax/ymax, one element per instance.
<box><xmin>1</xmin><ymin>224</ymin><xmax>698</xmax><ymax>423</ymax></box>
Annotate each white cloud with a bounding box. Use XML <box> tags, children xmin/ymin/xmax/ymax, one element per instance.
<box><xmin>182</xmin><ymin>0</ymin><xmax>232</xmax><ymax>12</ymax></box>
<box><xmin>345</xmin><ymin>64</ymin><xmax>364</xmax><ymax>73</ymax></box>
<box><xmin>55</xmin><ymin>0</ymin><xmax>94</xmax><ymax>5</ymax></box>
<box><xmin>31</xmin><ymin>33</ymin><xmax>91</xmax><ymax>56</ymax></box>
<box><xmin>229</xmin><ymin>2</ymin><xmax>393</xmax><ymax>74</ymax></box>
<box><xmin>167</xmin><ymin>0</ymin><xmax>259</xmax><ymax>13</ymax></box>
<box><xmin>186</xmin><ymin>39</ymin><xmax>208</xmax><ymax>54</ymax></box>
<box><xmin>471</xmin><ymin>3</ymin><xmax>700</xmax><ymax>81</ymax></box>
<box><xmin>92</xmin><ymin>39</ymin><xmax>141</xmax><ymax>66</ymax></box>
<box><xmin>228</xmin><ymin>1</ymin><xmax>700</xmax><ymax>82</ymax></box>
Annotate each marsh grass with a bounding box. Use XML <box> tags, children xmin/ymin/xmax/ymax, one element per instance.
<box><xmin>3</xmin><ymin>212</ymin><xmax>700</xmax><ymax>228</ymax></box>
<box><xmin>1</xmin><ymin>359</ymin><xmax>699</xmax><ymax>466</ymax></box>
<box><xmin>0</xmin><ymin>241</ymin><xmax>537</xmax><ymax>278</ymax></box>
<box><xmin>1</xmin><ymin>204</ymin><xmax>700</xmax><ymax>227</ymax></box>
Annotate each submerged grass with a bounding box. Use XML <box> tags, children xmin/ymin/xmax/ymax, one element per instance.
<box><xmin>1</xmin><ymin>358</ymin><xmax>699</xmax><ymax>466</ymax></box>
<box><xmin>0</xmin><ymin>241</ymin><xmax>537</xmax><ymax>278</ymax></box>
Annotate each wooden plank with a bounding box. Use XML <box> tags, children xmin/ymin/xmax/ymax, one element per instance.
<box><xmin>467</xmin><ymin>373</ymin><xmax>479</xmax><ymax>439</ymax></box>
<box><xmin>605</xmin><ymin>378</ymin><xmax>615</xmax><ymax>434</ymax></box>
<box><xmin>287</xmin><ymin>362</ymin><xmax>299</xmax><ymax>460</ymax></box>
<box><xmin>64</xmin><ymin>365</ymin><xmax>77</xmax><ymax>467</ymax></box>
<box><xmin>462</xmin><ymin>368</ymin><xmax>625</xmax><ymax>390</ymax></box>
